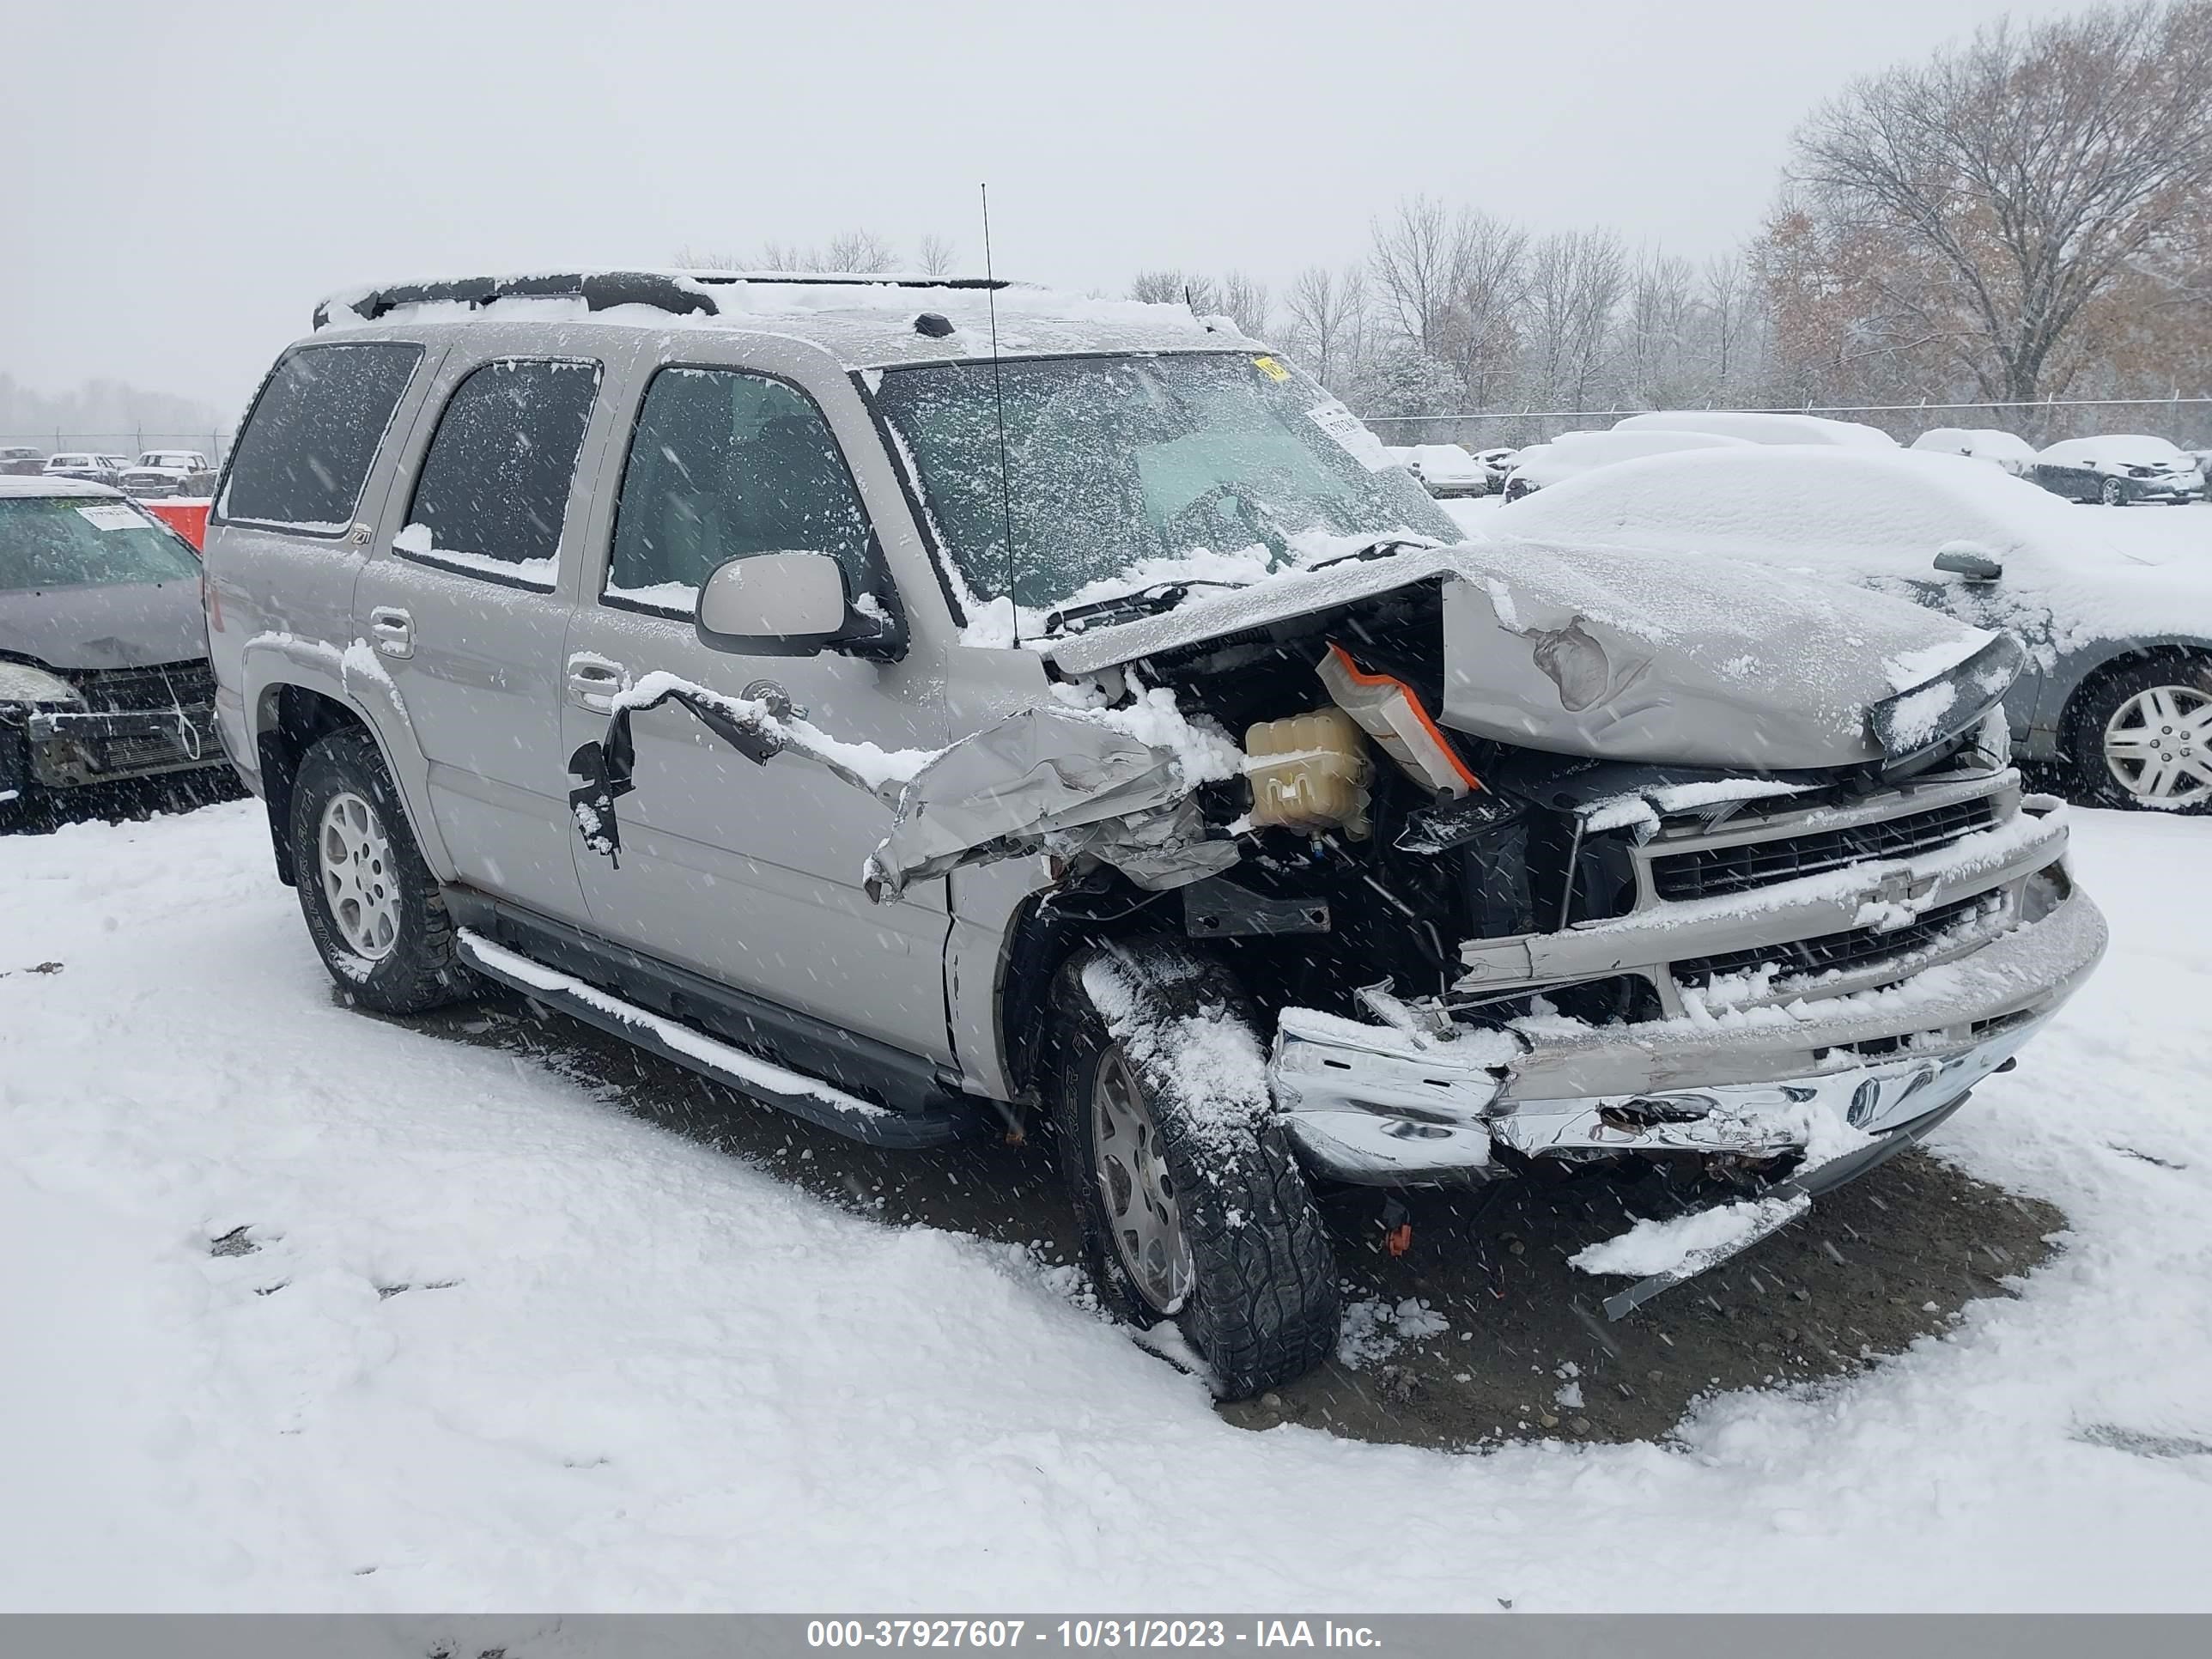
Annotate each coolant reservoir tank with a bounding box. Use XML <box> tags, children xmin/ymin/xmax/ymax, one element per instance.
<box><xmin>1245</xmin><ymin>708</ymin><xmax>1371</xmax><ymax>837</ymax></box>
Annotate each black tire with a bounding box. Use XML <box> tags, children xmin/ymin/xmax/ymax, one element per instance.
<box><xmin>2063</xmin><ymin>655</ymin><xmax>2212</xmax><ymax>814</ymax></box>
<box><xmin>0</xmin><ymin>723</ymin><xmax>32</xmax><ymax>832</ymax></box>
<box><xmin>288</xmin><ymin>726</ymin><xmax>476</xmax><ymax>1013</ymax></box>
<box><xmin>1047</xmin><ymin>940</ymin><xmax>1339</xmax><ymax>1399</ymax></box>
<box><xmin>2100</xmin><ymin>477</ymin><xmax>2127</xmax><ymax>507</ymax></box>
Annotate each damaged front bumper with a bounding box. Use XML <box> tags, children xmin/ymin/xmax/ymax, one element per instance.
<box><xmin>1273</xmin><ymin>876</ymin><xmax>2104</xmax><ymax>1176</ymax></box>
<box><xmin>23</xmin><ymin>702</ymin><xmax>222</xmax><ymax>787</ymax></box>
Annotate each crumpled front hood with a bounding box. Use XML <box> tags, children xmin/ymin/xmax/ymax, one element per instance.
<box><xmin>1042</xmin><ymin>538</ymin><xmax>1995</xmax><ymax>770</ymax></box>
<box><xmin>0</xmin><ymin>580</ymin><xmax>209</xmax><ymax>672</ymax></box>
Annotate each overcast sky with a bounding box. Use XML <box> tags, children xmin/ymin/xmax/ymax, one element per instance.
<box><xmin>4</xmin><ymin>0</ymin><xmax>2083</xmax><ymax>419</ymax></box>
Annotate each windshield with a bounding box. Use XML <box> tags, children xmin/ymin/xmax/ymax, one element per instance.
<box><xmin>0</xmin><ymin>496</ymin><xmax>200</xmax><ymax>590</ymax></box>
<box><xmin>872</xmin><ymin>352</ymin><xmax>1458</xmax><ymax>631</ymax></box>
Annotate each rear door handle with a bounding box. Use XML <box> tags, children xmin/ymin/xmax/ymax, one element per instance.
<box><xmin>368</xmin><ymin>606</ymin><xmax>413</xmax><ymax>659</ymax></box>
<box><xmin>566</xmin><ymin>653</ymin><xmax>629</xmax><ymax>713</ymax></box>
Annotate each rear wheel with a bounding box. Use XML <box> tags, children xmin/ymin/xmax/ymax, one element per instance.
<box><xmin>2100</xmin><ymin>477</ymin><xmax>2127</xmax><ymax>506</ymax></box>
<box><xmin>288</xmin><ymin>726</ymin><xmax>476</xmax><ymax>1012</ymax></box>
<box><xmin>1048</xmin><ymin>941</ymin><xmax>1339</xmax><ymax>1399</ymax></box>
<box><xmin>2066</xmin><ymin>657</ymin><xmax>2212</xmax><ymax>813</ymax></box>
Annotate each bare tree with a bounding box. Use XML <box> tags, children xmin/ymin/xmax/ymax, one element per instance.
<box><xmin>1283</xmin><ymin>264</ymin><xmax>1369</xmax><ymax>389</ymax></box>
<box><xmin>1217</xmin><ymin>270</ymin><xmax>1273</xmax><ymax>338</ymax></box>
<box><xmin>1127</xmin><ymin>269</ymin><xmax>1221</xmax><ymax>313</ymax></box>
<box><xmin>1697</xmin><ymin>250</ymin><xmax>1761</xmax><ymax>398</ymax></box>
<box><xmin>1620</xmin><ymin>250</ymin><xmax>1698</xmax><ymax>408</ymax></box>
<box><xmin>915</xmin><ymin>234</ymin><xmax>960</xmax><ymax>276</ymax></box>
<box><xmin>1781</xmin><ymin>0</ymin><xmax>2212</xmax><ymax>405</ymax></box>
<box><xmin>1368</xmin><ymin>196</ymin><xmax>1466</xmax><ymax>357</ymax></box>
<box><xmin>1522</xmin><ymin>228</ymin><xmax>1628</xmax><ymax>410</ymax></box>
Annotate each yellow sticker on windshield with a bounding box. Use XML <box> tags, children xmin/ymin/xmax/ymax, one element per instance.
<box><xmin>1252</xmin><ymin>356</ymin><xmax>1291</xmax><ymax>382</ymax></box>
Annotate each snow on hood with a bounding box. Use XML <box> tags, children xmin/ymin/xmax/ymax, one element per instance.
<box><xmin>1044</xmin><ymin>537</ymin><xmax>1990</xmax><ymax>771</ymax></box>
<box><xmin>1492</xmin><ymin>445</ymin><xmax>2212</xmax><ymax>664</ymax></box>
<box><xmin>2039</xmin><ymin>434</ymin><xmax>2197</xmax><ymax>470</ymax></box>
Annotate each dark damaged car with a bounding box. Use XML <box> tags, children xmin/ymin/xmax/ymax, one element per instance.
<box><xmin>2</xmin><ymin>477</ymin><xmax>226</xmax><ymax>826</ymax></box>
<box><xmin>203</xmin><ymin>273</ymin><xmax>2107</xmax><ymax>1396</ymax></box>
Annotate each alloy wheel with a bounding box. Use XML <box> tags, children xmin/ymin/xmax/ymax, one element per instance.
<box><xmin>1090</xmin><ymin>1050</ymin><xmax>1194</xmax><ymax>1315</ymax></box>
<box><xmin>2104</xmin><ymin>684</ymin><xmax>2212</xmax><ymax>807</ymax></box>
<box><xmin>317</xmin><ymin>790</ymin><xmax>401</xmax><ymax>958</ymax></box>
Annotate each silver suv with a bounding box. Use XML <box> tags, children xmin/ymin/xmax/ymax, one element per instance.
<box><xmin>204</xmin><ymin>270</ymin><xmax>2106</xmax><ymax>1396</ymax></box>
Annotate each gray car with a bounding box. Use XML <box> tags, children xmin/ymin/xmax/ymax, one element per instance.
<box><xmin>1</xmin><ymin>477</ymin><xmax>225</xmax><ymax>826</ymax></box>
<box><xmin>201</xmin><ymin>270</ymin><xmax>2104</xmax><ymax>1396</ymax></box>
<box><xmin>1498</xmin><ymin>443</ymin><xmax>2212</xmax><ymax>814</ymax></box>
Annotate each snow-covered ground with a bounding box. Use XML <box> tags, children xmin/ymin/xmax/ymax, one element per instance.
<box><xmin>3</xmin><ymin>799</ymin><xmax>2209</xmax><ymax>1611</ymax></box>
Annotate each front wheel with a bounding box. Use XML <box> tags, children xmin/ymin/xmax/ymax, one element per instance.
<box><xmin>289</xmin><ymin>726</ymin><xmax>477</xmax><ymax>1012</ymax></box>
<box><xmin>2066</xmin><ymin>658</ymin><xmax>2212</xmax><ymax>812</ymax></box>
<box><xmin>2100</xmin><ymin>477</ymin><xmax>2127</xmax><ymax>506</ymax></box>
<box><xmin>1048</xmin><ymin>941</ymin><xmax>1339</xmax><ymax>1399</ymax></box>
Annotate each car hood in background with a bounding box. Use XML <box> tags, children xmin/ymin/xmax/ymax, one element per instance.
<box><xmin>1040</xmin><ymin>539</ymin><xmax>1991</xmax><ymax>770</ymax></box>
<box><xmin>0</xmin><ymin>579</ymin><xmax>210</xmax><ymax>671</ymax></box>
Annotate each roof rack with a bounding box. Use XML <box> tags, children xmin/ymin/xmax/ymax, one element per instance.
<box><xmin>313</xmin><ymin>269</ymin><xmax>1012</xmax><ymax>330</ymax></box>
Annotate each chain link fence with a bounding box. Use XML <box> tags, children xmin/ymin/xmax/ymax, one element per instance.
<box><xmin>1364</xmin><ymin>398</ymin><xmax>2212</xmax><ymax>453</ymax></box>
<box><xmin>0</xmin><ymin>431</ymin><xmax>229</xmax><ymax>461</ymax></box>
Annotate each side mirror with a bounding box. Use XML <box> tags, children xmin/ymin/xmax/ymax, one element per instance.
<box><xmin>696</xmin><ymin>551</ymin><xmax>852</xmax><ymax>656</ymax></box>
<box><xmin>1933</xmin><ymin>545</ymin><xmax>2003</xmax><ymax>583</ymax></box>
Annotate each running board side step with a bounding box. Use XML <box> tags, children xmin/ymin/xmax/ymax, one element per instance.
<box><xmin>453</xmin><ymin>928</ymin><xmax>974</xmax><ymax>1148</ymax></box>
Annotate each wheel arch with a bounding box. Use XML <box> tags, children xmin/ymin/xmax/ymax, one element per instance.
<box><xmin>2053</xmin><ymin>639</ymin><xmax>2212</xmax><ymax>755</ymax></box>
<box><xmin>249</xmin><ymin>672</ymin><xmax>451</xmax><ymax>887</ymax></box>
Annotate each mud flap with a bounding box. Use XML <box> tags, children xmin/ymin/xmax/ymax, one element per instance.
<box><xmin>1596</xmin><ymin>1095</ymin><xmax>1971</xmax><ymax>1320</ymax></box>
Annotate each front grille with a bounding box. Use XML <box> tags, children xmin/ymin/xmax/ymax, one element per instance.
<box><xmin>1671</xmin><ymin>893</ymin><xmax>2003</xmax><ymax>992</ymax></box>
<box><xmin>1650</xmin><ymin>797</ymin><xmax>1996</xmax><ymax>902</ymax></box>
<box><xmin>67</xmin><ymin>660</ymin><xmax>215</xmax><ymax>714</ymax></box>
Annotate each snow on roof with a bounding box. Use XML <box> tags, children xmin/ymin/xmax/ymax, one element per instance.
<box><xmin>1510</xmin><ymin>427</ymin><xmax>1751</xmax><ymax>488</ymax></box>
<box><xmin>1493</xmin><ymin>443</ymin><xmax>2212</xmax><ymax>658</ymax></box>
<box><xmin>2039</xmin><ymin>434</ymin><xmax>2191</xmax><ymax>465</ymax></box>
<box><xmin>0</xmin><ymin>475</ymin><xmax>121</xmax><ymax>500</ymax></box>
<box><xmin>1912</xmin><ymin>428</ymin><xmax>2037</xmax><ymax>464</ymax></box>
<box><xmin>1402</xmin><ymin>443</ymin><xmax>1483</xmax><ymax>483</ymax></box>
<box><xmin>313</xmin><ymin>270</ymin><xmax>1251</xmax><ymax>369</ymax></box>
<box><xmin>1613</xmin><ymin>410</ymin><xmax>1899</xmax><ymax>448</ymax></box>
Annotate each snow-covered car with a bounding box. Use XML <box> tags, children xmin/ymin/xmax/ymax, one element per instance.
<box><xmin>203</xmin><ymin>270</ymin><xmax>2105</xmax><ymax>1396</ymax></box>
<box><xmin>1393</xmin><ymin>442</ymin><xmax>1488</xmax><ymax>499</ymax></box>
<box><xmin>1496</xmin><ymin>444</ymin><xmax>2212</xmax><ymax>811</ymax></box>
<box><xmin>0</xmin><ymin>445</ymin><xmax>46</xmax><ymax>477</ymax></box>
<box><xmin>40</xmin><ymin>452</ymin><xmax>122</xmax><ymax>487</ymax></box>
<box><xmin>118</xmin><ymin>449</ymin><xmax>218</xmax><ymax>499</ymax></box>
<box><xmin>1612</xmin><ymin>410</ymin><xmax>1899</xmax><ymax>448</ymax></box>
<box><xmin>1501</xmin><ymin>428</ymin><xmax>1753</xmax><ymax>498</ymax></box>
<box><xmin>1912</xmin><ymin>427</ymin><xmax>2038</xmax><ymax>475</ymax></box>
<box><xmin>1471</xmin><ymin>445</ymin><xmax>1519</xmax><ymax>492</ymax></box>
<box><xmin>1</xmin><ymin>477</ymin><xmax>225</xmax><ymax>826</ymax></box>
<box><xmin>2030</xmin><ymin>434</ymin><xmax>2205</xmax><ymax>506</ymax></box>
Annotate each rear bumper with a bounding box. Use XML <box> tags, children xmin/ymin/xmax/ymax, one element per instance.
<box><xmin>24</xmin><ymin>703</ymin><xmax>223</xmax><ymax>787</ymax></box>
<box><xmin>1270</xmin><ymin>881</ymin><xmax>2106</xmax><ymax>1185</ymax></box>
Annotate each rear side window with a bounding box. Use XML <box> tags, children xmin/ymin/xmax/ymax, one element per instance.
<box><xmin>394</xmin><ymin>357</ymin><xmax>601</xmax><ymax>587</ymax></box>
<box><xmin>605</xmin><ymin>367</ymin><xmax>877</xmax><ymax>615</ymax></box>
<box><xmin>217</xmin><ymin>341</ymin><xmax>422</xmax><ymax>534</ymax></box>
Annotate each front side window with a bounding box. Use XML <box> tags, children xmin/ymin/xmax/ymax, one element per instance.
<box><xmin>0</xmin><ymin>497</ymin><xmax>200</xmax><ymax>591</ymax></box>
<box><xmin>395</xmin><ymin>357</ymin><xmax>602</xmax><ymax>586</ymax></box>
<box><xmin>872</xmin><ymin>352</ymin><xmax>1458</xmax><ymax>629</ymax></box>
<box><xmin>217</xmin><ymin>341</ymin><xmax>423</xmax><ymax>534</ymax></box>
<box><xmin>606</xmin><ymin>368</ymin><xmax>878</xmax><ymax>614</ymax></box>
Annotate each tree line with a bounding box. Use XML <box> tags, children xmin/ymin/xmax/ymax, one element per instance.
<box><xmin>683</xmin><ymin>3</ymin><xmax>2212</xmax><ymax>439</ymax></box>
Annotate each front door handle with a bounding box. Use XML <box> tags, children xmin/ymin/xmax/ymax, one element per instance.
<box><xmin>566</xmin><ymin>653</ymin><xmax>629</xmax><ymax>713</ymax></box>
<box><xmin>368</xmin><ymin>606</ymin><xmax>413</xmax><ymax>659</ymax></box>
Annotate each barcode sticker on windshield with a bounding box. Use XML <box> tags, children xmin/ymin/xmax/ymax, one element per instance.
<box><xmin>1307</xmin><ymin>400</ymin><xmax>1395</xmax><ymax>472</ymax></box>
<box><xmin>75</xmin><ymin>504</ymin><xmax>144</xmax><ymax>532</ymax></box>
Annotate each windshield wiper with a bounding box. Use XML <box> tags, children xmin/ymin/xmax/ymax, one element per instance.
<box><xmin>1306</xmin><ymin>535</ymin><xmax>1435</xmax><ymax>573</ymax></box>
<box><xmin>1043</xmin><ymin>580</ymin><xmax>1249</xmax><ymax>636</ymax></box>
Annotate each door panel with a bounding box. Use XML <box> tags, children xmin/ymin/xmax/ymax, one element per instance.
<box><xmin>352</xmin><ymin>354</ymin><xmax>605</xmax><ymax>923</ymax></box>
<box><xmin>560</xmin><ymin>362</ymin><xmax>952</xmax><ymax>1060</ymax></box>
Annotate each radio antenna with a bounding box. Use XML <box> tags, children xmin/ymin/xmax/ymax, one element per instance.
<box><xmin>981</xmin><ymin>182</ymin><xmax>1018</xmax><ymax>647</ymax></box>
